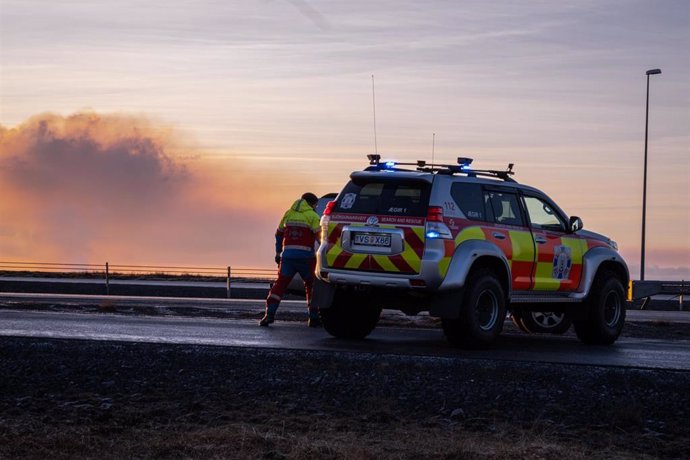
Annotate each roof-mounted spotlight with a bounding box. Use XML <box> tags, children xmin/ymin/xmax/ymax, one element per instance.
<box><xmin>417</xmin><ymin>160</ymin><xmax>427</xmax><ymax>168</ymax></box>
<box><xmin>367</xmin><ymin>154</ymin><xmax>381</xmax><ymax>165</ymax></box>
<box><xmin>457</xmin><ymin>157</ymin><xmax>474</xmax><ymax>168</ymax></box>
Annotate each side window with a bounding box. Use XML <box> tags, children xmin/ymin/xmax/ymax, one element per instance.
<box><xmin>523</xmin><ymin>195</ymin><xmax>566</xmax><ymax>232</ymax></box>
<box><xmin>484</xmin><ymin>190</ymin><xmax>524</xmax><ymax>227</ymax></box>
<box><xmin>450</xmin><ymin>183</ymin><xmax>486</xmax><ymax>221</ymax></box>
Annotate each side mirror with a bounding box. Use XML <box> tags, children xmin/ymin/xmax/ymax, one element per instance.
<box><xmin>569</xmin><ymin>216</ymin><xmax>583</xmax><ymax>233</ymax></box>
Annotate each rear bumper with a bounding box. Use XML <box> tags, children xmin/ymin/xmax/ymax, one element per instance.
<box><xmin>318</xmin><ymin>271</ymin><xmax>415</xmax><ymax>289</ymax></box>
<box><xmin>316</xmin><ymin>239</ymin><xmax>448</xmax><ymax>289</ymax></box>
<box><xmin>311</xmin><ymin>277</ymin><xmax>433</xmax><ymax>315</ymax></box>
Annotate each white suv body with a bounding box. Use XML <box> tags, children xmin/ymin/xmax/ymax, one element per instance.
<box><xmin>312</xmin><ymin>158</ymin><xmax>629</xmax><ymax>348</ymax></box>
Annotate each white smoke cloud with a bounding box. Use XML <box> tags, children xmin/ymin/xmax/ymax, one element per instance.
<box><xmin>0</xmin><ymin>112</ymin><xmax>302</xmax><ymax>268</ymax></box>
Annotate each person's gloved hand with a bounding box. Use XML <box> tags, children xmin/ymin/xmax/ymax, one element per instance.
<box><xmin>274</xmin><ymin>254</ymin><xmax>281</xmax><ymax>265</ymax></box>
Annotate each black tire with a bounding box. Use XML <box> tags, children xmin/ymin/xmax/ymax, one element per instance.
<box><xmin>442</xmin><ymin>269</ymin><xmax>506</xmax><ymax>349</ymax></box>
<box><xmin>573</xmin><ymin>270</ymin><xmax>626</xmax><ymax>345</ymax></box>
<box><xmin>320</xmin><ymin>289</ymin><xmax>381</xmax><ymax>339</ymax></box>
<box><xmin>515</xmin><ymin>310</ymin><xmax>572</xmax><ymax>335</ymax></box>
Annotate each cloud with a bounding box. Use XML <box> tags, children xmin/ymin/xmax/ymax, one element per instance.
<box><xmin>1</xmin><ymin>112</ymin><xmax>187</xmax><ymax>216</ymax></box>
<box><xmin>0</xmin><ymin>112</ymin><xmax>306</xmax><ymax>267</ymax></box>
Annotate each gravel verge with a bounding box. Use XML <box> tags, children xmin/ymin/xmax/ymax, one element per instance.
<box><xmin>2</xmin><ymin>294</ymin><xmax>689</xmax><ymax>458</ymax></box>
<box><xmin>2</xmin><ymin>328</ymin><xmax>690</xmax><ymax>459</ymax></box>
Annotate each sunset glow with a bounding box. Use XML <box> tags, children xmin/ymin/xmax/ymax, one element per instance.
<box><xmin>1</xmin><ymin>1</ymin><xmax>688</xmax><ymax>278</ymax></box>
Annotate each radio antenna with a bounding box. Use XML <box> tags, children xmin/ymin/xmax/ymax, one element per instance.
<box><xmin>371</xmin><ymin>74</ymin><xmax>378</xmax><ymax>155</ymax></box>
<box><xmin>431</xmin><ymin>132</ymin><xmax>436</xmax><ymax>165</ymax></box>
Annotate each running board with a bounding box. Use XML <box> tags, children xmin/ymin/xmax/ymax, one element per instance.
<box><xmin>510</xmin><ymin>294</ymin><xmax>582</xmax><ymax>304</ymax></box>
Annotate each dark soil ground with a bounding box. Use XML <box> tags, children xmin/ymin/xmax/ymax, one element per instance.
<box><xmin>2</xmin><ymin>315</ymin><xmax>690</xmax><ymax>459</ymax></box>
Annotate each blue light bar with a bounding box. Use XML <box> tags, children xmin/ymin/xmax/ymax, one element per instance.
<box><xmin>384</xmin><ymin>161</ymin><xmax>396</xmax><ymax>169</ymax></box>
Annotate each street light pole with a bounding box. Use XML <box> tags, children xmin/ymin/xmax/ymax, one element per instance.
<box><xmin>641</xmin><ymin>68</ymin><xmax>661</xmax><ymax>281</ymax></box>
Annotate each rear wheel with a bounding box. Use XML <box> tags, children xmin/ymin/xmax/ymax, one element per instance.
<box><xmin>442</xmin><ymin>269</ymin><xmax>506</xmax><ymax>349</ymax></box>
<box><xmin>320</xmin><ymin>289</ymin><xmax>381</xmax><ymax>339</ymax></box>
<box><xmin>513</xmin><ymin>309</ymin><xmax>572</xmax><ymax>334</ymax></box>
<box><xmin>573</xmin><ymin>270</ymin><xmax>626</xmax><ymax>345</ymax></box>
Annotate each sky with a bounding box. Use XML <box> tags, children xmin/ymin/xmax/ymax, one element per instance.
<box><xmin>0</xmin><ymin>0</ymin><xmax>688</xmax><ymax>279</ymax></box>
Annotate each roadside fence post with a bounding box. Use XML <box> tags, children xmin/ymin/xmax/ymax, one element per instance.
<box><xmin>681</xmin><ymin>280</ymin><xmax>685</xmax><ymax>311</ymax></box>
<box><xmin>227</xmin><ymin>266</ymin><xmax>231</xmax><ymax>299</ymax></box>
<box><xmin>105</xmin><ymin>262</ymin><xmax>110</xmax><ymax>295</ymax></box>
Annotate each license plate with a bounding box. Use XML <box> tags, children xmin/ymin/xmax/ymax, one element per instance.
<box><xmin>353</xmin><ymin>232</ymin><xmax>391</xmax><ymax>247</ymax></box>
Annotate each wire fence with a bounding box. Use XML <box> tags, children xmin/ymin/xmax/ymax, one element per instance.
<box><xmin>0</xmin><ymin>261</ymin><xmax>277</xmax><ymax>298</ymax></box>
<box><xmin>0</xmin><ymin>261</ymin><xmax>104</xmax><ymax>274</ymax></box>
<box><xmin>0</xmin><ymin>261</ymin><xmax>274</xmax><ymax>278</ymax></box>
<box><xmin>5</xmin><ymin>261</ymin><xmax>685</xmax><ymax>309</ymax></box>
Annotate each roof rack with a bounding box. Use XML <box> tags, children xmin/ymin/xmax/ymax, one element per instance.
<box><xmin>365</xmin><ymin>154</ymin><xmax>516</xmax><ymax>182</ymax></box>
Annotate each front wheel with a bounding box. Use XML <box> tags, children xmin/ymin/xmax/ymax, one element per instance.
<box><xmin>573</xmin><ymin>270</ymin><xmax>626</xmax><ymax>345</ymax></box>
<box><xmin>320</xmin><ymin>289</ymin><xmax>381</xmax><ymax>339</ymax></box>
<box><xmin>442</xmin><ymin>269</ymin><xmax>506</xmax><ymax>349</ymax></box>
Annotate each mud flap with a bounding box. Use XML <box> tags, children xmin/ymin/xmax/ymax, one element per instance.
<box><xmin>311</xmin><ymin>278</ymin><xmax>335</xmax><ymax>309</ymax></box>
<box><xmin>429</xmin><ymin>288</ymin><xmax>463</xmax><ymax>319</ymax></box>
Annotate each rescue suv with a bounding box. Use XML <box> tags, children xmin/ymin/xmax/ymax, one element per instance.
<box><xmin>312</xmin><ymin>155</ymin><xmax>629</xmax><ymax>348</ymax></box>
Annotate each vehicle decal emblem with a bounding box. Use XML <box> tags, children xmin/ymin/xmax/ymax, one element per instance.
<box><xmin>366</xmin><ymin>216</ymin><xmax>379</xmax><ymax>226</ymax></box>
<box><xmin>552</xmin><ymin>245</ymin><xmax>572</xmax><ymax>280</ymax></box>
<box><xmin>341</xmin><ymin>193</ymin><xmax>357</xmax><ymax>209</ymax></box>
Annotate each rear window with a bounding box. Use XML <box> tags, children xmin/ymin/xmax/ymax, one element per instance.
<box><xmin>335</xmin><ymin>180</ymin><xmax>430</xmax><ymax>217</ymax></box>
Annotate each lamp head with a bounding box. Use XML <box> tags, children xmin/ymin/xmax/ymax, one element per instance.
<box><xmin>367</xmin><ymin>154</ymin><xmax>381</xmax><ymax>165</ymax></box>
<box><xmin>457</xmin><ymin>157</ymin><xmax>473</xmax><ymax>167</ymax></box>
<box><xmin>646</xmin><ymin>68</ymin><xmax>662</xmax><ymax>76</ymax></box>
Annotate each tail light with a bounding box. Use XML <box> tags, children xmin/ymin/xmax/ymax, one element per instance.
<box><xmin>426</xmin><ymin>206</ymin><xmax>444</xmax><ymax>222</ymax></box>
<box><xmin>324</xmin><ymin>200</ymin><xmax>336</xmax><ymax>216</ymax></box>
<box><xmin>320</xmin><ymin>200</ymin><xmax>336</xmax><ymax>227</ymax></box>
<box><xmin>425</xmin><ymin>206</ymin><xmax>452</xmax><ymax>239</ymax></box>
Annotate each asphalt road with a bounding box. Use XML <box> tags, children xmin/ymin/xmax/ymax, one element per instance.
<box><xmin>1</xmin><ymin>291</ymin><xmax>688</xmax><ymax>322</ymax></box>
<box><xmin>1</xmin><ymin>303</ymin><xmax>689</xmax><ymax>371</ymax></box>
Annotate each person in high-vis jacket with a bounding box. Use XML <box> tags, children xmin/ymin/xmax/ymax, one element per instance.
<box><xmin>260</xmin><ymin>192</ymin><xmax>321</xmax><ymax>327</ymax></box>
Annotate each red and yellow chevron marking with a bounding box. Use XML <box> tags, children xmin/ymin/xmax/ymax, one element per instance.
<box><xmin>443</xmin><ymin>221</ymin><xmax>592</xmax><ymax>291</ymax></box>
<box><xmin>532</xmin><ymin>235</ymin><xmax>588</xmax><ymax>291</ymax></box>
<box><xmin>438</xmin><ymin>225</ymin><xmax>485</xmax><ymax>278</ymax></box>
<box><xmin>326</xmin><ymin>214</ymin><xmax>605</xmax><ymax>293</ymax></box>
<box><xmin>507</xmin><ymin>230</ymin><xmax>534</xmax><ymax>290</ymax></box>
<box><xmin>324</xmin><ymin>216</ymin><xmax>425</xmax><ymax>274</ymax></box>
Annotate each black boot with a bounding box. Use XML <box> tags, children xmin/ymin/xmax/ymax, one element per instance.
<box><xmin>307</xmin><ymin>316</ymin><xmax>321</xmax><ymax>328</ymax></box>
<box><xmin>259</xmin><ymin>313</ymin><xmax>275</xmax><ymax>327</ymax></box>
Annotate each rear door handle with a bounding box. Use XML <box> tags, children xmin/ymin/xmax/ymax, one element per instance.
<box><xmin>492</xmin><ymin>232</ymin><xmax>506</xmax><ymax>240</ymax></box>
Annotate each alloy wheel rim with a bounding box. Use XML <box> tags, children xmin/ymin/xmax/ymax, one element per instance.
<box><xmin>532</xmin><ymin>311</ymin><xmax>565</xmax><ymax>328</ymax></box>
<box><xmin>604</xmin><ymin>291</ymin><xmax>622</xmax><ymax>327</ymax></box>
<box><xmin>477</xmin><ymin>289</ymin><xmax>499</xmax><ymax>331</ymax></box>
